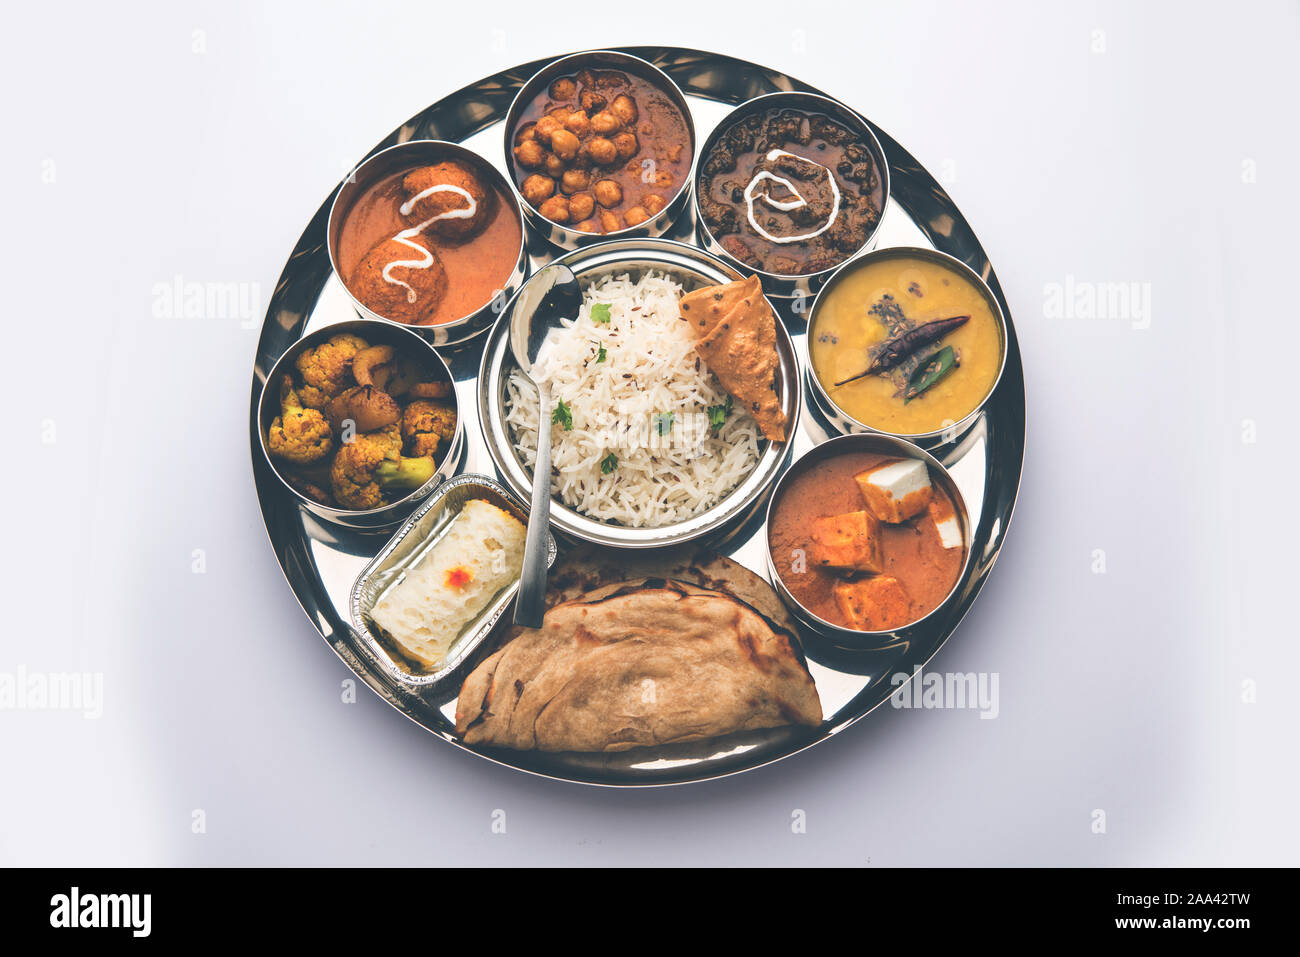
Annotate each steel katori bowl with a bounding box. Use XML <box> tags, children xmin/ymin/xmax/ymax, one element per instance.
<box><xmin>349</xmin><ymin>472</ymin><xmax>556</xmax><ymax>687</ymax></box>
<box><xmin>803</xmin><ymin>245</ymin><xmax>1009</xmax><ymax>450</ymax></box>
<box><xmin>764</xmin><ymin>432</ymin><xmax>973</xmax><ymax>648</ymax></box>
<box><xmin>327</xmin><ymin>140</ymin><xmax>528</xmax><ymax>348</ymax></box>
<box><xmin>502</xmin><ymin>50</ymin><xmax>696</xmax><ymax>251</ymax></box>
<box><xmin>692</xmin><ymin>91</ymin><xmax>890</xmax><ymax>301</ymax></box>
<box><xmin>478</xmin><ymin>237</ymin><xmax>799</xmax><ymax>549</ymax></box>
<box><xmin>257</xmin><ymin>319</ymin><xmax>465</xmax><ymax>530</ymax></box>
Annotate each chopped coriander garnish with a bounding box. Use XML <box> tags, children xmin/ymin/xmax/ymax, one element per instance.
<box><xmin>600</xmin><ymin>451</ymin><xmax>618</xmax><ymax>474</ymax></box>
<box><xmin>707</xmin><ymin>395</ymin><xmax>733</xmax><ymax>431</ymax></box>
<box><xmin>590</xmin><ymin>303</ymin><xmax>612</xmax><ymax>324</ymax></box>
<box><xmin>595</xmin><ymin>342</ymin><xmax>607</xmax><ymax>363</ymax></box>
<box><xmin>653</xmin><ymin>411</ymin><xmax>674</xmax><ymax>436</ymax></box>
<box><xmin>551</xmin><ymin>398</ymin><xmax>573</xmax><ymax>431</ymax></box>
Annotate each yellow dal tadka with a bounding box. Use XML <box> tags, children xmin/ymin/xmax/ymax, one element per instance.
<box><xmin>811</xmin><ymin>257</ymin><xmax>1003</xmax><ymax>435</ymax></box>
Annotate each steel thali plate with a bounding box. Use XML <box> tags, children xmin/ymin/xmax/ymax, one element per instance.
<box><xmin>248</xmin><ymin>47</ymin><xmax>1026</xmax><ymax>786</ymax></box>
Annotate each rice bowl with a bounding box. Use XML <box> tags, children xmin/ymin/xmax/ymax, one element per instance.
<box><xmin>478</xmin><ymin>238</ymin><xmax>799</xmax><ymax>549</ymax></box>
<box><xmin>504</xmin><ymin>270</ymin><xmax>763</xmax><ymax>528</ymax></box>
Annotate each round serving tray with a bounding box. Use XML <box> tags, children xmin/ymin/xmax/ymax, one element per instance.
<box><xmin>249</xmin><ymin>47</ymin><xmax>1026</xmax><ymax>787</ymax></box>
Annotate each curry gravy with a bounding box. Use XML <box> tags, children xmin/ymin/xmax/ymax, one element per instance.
<box><xmin>337</xmin><ymin>170</ymin><xmax>521</xmax><ymax>326</ymax></box>
<box><xmin>768</xmin><ymin>451</ymin><xmax>964</xmax><ymax>630</ymax></box>
<box><xmin>811</xmin><ymin>256</ymin><xmax>1003</xmax><ymax>434</ymax></box>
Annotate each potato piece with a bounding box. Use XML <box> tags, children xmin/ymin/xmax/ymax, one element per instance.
<box><xmin>534</xmin><ymin>114</ymin><xmax>562</xmax><ymax>143</ymax></box>
<box><xmin>590</xmin><ymin>110</ymin><xmax>622</xmax><ymax>134</ymax></box>
<box><xmin>564</xmin><ymin>111</ymin><xmax>591</xmax><ymax>137</ymax></box>
<box><xmin>560</xmin><ymin>168</ymin><xmax>590</xmax><ymax>194</ymax></box>
<box><xmin>327</xmin><ymin>385</ymin><xmax>401</xmax><ymax>433</ymax></box>
<box><xmin>351</xmin><ymin>345</ymin><xmax>394</xmax><ymax>386</ymax></box>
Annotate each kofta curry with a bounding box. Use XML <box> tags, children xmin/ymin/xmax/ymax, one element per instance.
<box><xmin>336</xmin><ymin>160</ymin><xmax>521</xmax><ymax>326</ymax></box>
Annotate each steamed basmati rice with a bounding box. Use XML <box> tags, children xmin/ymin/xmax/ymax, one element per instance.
<box><xmin>504</xmin><ymin>271</ymin><xmax>762</xmax><ymax>528</ymax></box>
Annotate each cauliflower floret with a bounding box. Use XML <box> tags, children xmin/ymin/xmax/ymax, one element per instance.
<box><xmin>401</xmin><ymin>400</ymin><xmax>457</xmax><ymax>458</ymax></box>
<box><xmin>267</xmin><ymin>379</ymin><xmax>333</xmax><ymax>465</ymax></box>
<box><xmin>294</xmin><ymin>333</ymin><xmax>368</xmax><ymax>409</ymax></box>
<box><xmin>328</xmin><ymin>424</ymin><xmax>434</xmax><ymax>510</ymax></box>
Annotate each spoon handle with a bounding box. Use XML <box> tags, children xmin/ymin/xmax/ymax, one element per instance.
<box><xmin>514</xmin><ymin>382</ymin><xmax>552</xmax><ymax>628</ymax></box>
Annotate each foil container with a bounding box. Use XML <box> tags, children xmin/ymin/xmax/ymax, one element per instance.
<box><xmin>349</xmin><ymin>473</ymin><xmax>556</xmax><ymax>689</ymax></box>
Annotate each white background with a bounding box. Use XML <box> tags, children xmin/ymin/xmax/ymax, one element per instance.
<box><xmin>3</xmin><ymin>0</ymin><xmax>1297</xmax><ymax>865</ymax></box>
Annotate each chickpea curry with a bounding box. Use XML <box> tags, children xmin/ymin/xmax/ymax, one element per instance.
<box><xmin>510</xmin><ymin>68</ymin><xmax>692</xmax><ymax>235</ymax></box>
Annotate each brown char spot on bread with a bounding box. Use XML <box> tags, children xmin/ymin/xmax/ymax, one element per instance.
<box><xmin>776</xmin><ymin>699</ymin><xmax>802</xmax><ymax>724</ymax></box>
<box><xmin>735</xmin><ymin>629</ymin><xmax>764</xmax><ymax>669</ymax></box>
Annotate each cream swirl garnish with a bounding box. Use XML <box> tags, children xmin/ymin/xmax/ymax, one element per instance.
<box><xmin>382</xmin><ymin>184</ymin><xmax>477</xmax><ymax>303</ymax></box>
<box><xmin>743</xmin><ymin>149</ymin><xmax>840</xmax><ymax>244</ymax></box>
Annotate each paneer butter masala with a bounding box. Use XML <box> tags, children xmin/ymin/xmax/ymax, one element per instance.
<box><xmin>768</xmin><ymin>452</ymin><xmax>964</xmax><ymax>631</ymax></box>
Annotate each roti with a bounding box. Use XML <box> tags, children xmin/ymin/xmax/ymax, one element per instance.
<box><xmin>455</xmin><ymin>577</ymin><xmax>822</xmax><ymax>752</ymax></box>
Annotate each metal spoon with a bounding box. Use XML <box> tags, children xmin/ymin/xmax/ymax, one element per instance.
<box><xmin>509</xmin><ymin>263</ymin><xmax>582</xmax><ymax>628</ymax></box>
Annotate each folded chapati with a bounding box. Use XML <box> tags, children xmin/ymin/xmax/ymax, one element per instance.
<box><xmin>455</xmin><ymin>579</ymin><xmax>822</xmax><ymax>752</ymax></box>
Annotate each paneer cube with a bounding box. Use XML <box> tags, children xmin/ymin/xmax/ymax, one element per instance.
<box><xmin>834</xmin><ymin>576</ymin><xmax>912</xmax><ymax>632</ymax></box>
<box><xmin>855</xmin><ymin>458</ymin><xmax>933</xmax><ymax>524</ymax></box>
<box><xmin>927</xmin><ymin>498</ymin><xmax>963</xmax><ymax>550</ymax></box>
<box><xmin>809</xmin><ymin>510</ymin><xmax>884</xmax><ymax>573</ymax></box>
